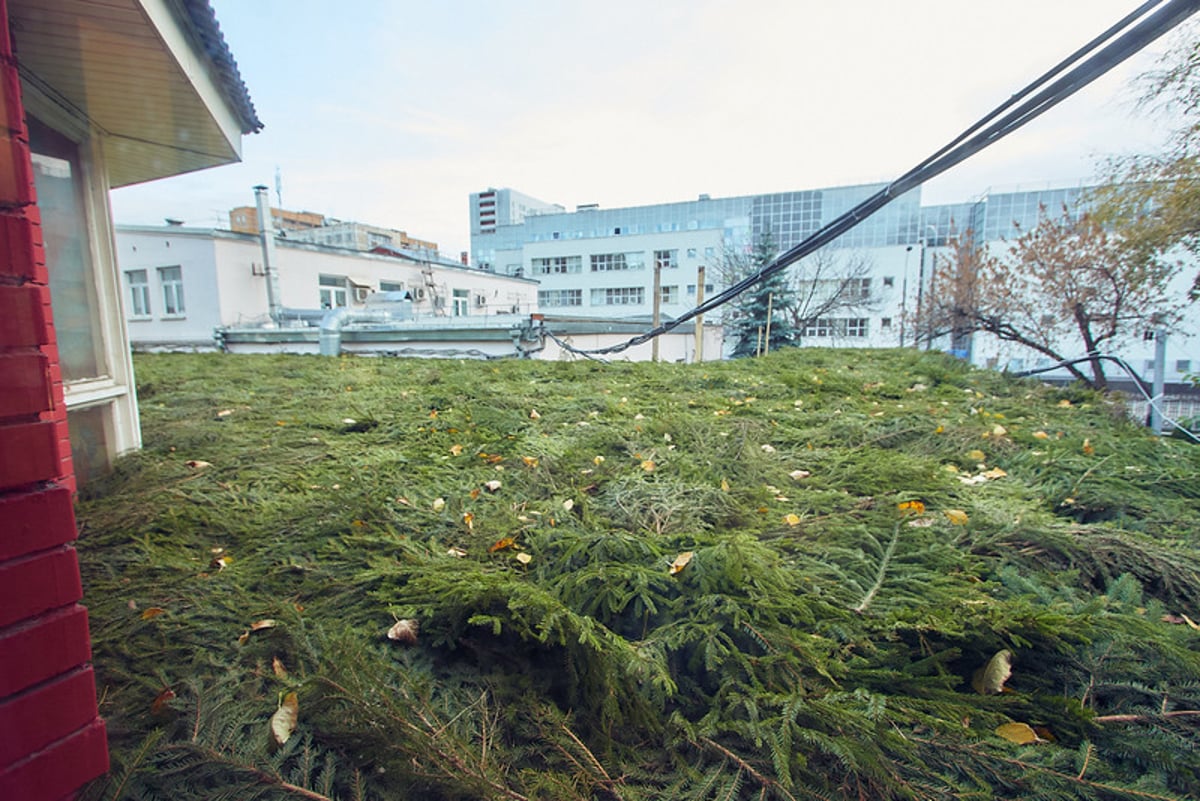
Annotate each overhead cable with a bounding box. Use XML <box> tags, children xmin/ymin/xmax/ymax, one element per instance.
<box><xmin>548</xmin><ymin>0</ymin><xmax>1200</xmax><ymax>357</ymax></box>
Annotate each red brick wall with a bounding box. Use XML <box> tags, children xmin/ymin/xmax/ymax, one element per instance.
<box><xmin>0</xmin><ymin>2</ymin><xmax>108</xmax><ymax>798</ymax></box>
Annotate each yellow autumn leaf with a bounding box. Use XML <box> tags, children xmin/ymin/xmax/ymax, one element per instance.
<box><xmin>981</xmin><ymin>467</ymin><xmax>1008</xmax><ymax>480</ymax></box>
<box><xmin>641</xmin><ymin>460</ymin><xmax>656</xmax><ymax>472</ymax></box>
<box><xmin>720</xmin><ymin>478</ymin><xmax>730</xmax><ymax>492</ymax></box>
<box><xmin>484</xmin><ymin>480</ymin><xmax>502</xmax><ymax>492</ymax></box>
<box><xmin>593</xmin><ymin>455</ymin><xmax>605</xmax><ymax>465</ymax></box>
<box><xmin>270</xmin><ymin>692</ymin><xmax>299</xmax><ymax>746</ymax></box>
<box><xmin>140</xmin><ymin>607</ymin><xmax>166</xmax><ymax>620</ymax></box>
<box><xmin>250</xmin><ymin>619</ymin><xmax>277</xmax><ymax>632</ymax></box>
<box><xmin>934</xmin><ymin>425</ymin><xmax>945</xmax><ymax>434</ymax></box>
<box><xmin>1082</xmin><ymin>438</ymin><xmax>1095</xmax><ymax>456</ymax></box>
<box><xmin>562</xmin><ymin>498</ymin><xmax>575</xmax><ymax>511</ymax></box>
<box><xmin>489</xmin><ymin>537</ymin><xmax>517</xmax><ymax>553</ymax></box>
<box><xmin>449</xmin><ymin>444</ymin><xmax>464</xmax><ymax>456</ymax></box>
<box><xmin>898</xmin><ymin>500</ymin><xmax>926</xmax><ymax>515</ymax></box>
<box><xmin>669</xmin><ymin>551</ymin><xmax>694</xmax><ymax>575</ymax></box>
<box><xmin>515</xmin><ymin>552</ymin><xmax>532</xmax><ymax>565</ymax></box>
<box><xmin>992</xmin><ymin>425</ymin><xmax>1007</xmax><ymax>437</ymax></box>
<box><xmin>522</xmin><ymin>455</ymin><xmax>539</xmax><ymax>467</ymax></box>
<box><xmin>462</xmin><ymin>512</ymin><xmax>474</xmax><ymax>531</ymax></box>
<box><xmin>994</xmin><ymin>722</ymin><xmax>1039</xmax><ymax>744</ymax></box>
<box><xmin>1032</xmin><ymin>430</ymin><xmax>1049</xmax><ymax>440</ymax></box>
<box><xmin>432</xmin><ymin>497</ymin><xmax>446</xmax><ymax>512</ymax></box>
<box><xmin>967</xmin><ymin>449</ymin><xmax>986</xmax><ymax>463</ymax></box>
<box><xmin>272</xmin><ymin>655</ymin><xmax>288</xmax><ymax>679</ymax></box>
<box><xmin>185</xmin><ymin>459</ymin><xmax>213</xmax><ymax>469</ymax></box>
<box><xmin>944</xmin><ymin>509</ymin><xmax>969</xmax><ymax>525</ymax></box>
<box><xmin>1057</xmin><ymin>399</ymin><xmax>1073</xmax><ymax>408</ymax></box>
<box><xmin>529</xmin><ymin>409</ymin><xmax>541</xmax><ymax>420</ymax></box>
<box><xmin>789</xmin><ymin>469</ymin><xmax>811</xmax><ymax>481</ymax></box>
<box><xmin>784</xmin><ymin>513</ymin><xmax>801</xmax><ymax>527</ymax></box>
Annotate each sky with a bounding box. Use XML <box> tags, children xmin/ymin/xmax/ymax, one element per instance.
<box><xmin>109</xmin><ymin>1</ymin><xmax>1193</xmax><ymax>258</ymax></box>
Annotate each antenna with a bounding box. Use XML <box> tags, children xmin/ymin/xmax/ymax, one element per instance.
<box><xmin>274</xmin><ymin>165</ymin><xmax>283</xmax><ymax>208</ymax></box>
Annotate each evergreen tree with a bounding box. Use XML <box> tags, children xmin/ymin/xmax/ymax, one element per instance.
<box><xmin>726</xmin><ymin>233</ymin><xmax>799</xmax><ymax>357</ymax></box>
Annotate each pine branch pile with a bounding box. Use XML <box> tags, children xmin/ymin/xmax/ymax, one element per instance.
<box><xmin>75</xmin><ymin>350</ymin><xmax>1200</xmax><ymax>800</ymax></box>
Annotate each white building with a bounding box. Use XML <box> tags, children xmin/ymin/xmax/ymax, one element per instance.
<box><xmin>469</xmin><ymin>184</ymin><xmax>1197</xmax><ymax>388</ymax></box>
<box><xmin>116</xmin><ymin>225</ymin><xmax>539</xmax><ymax>350</ymax></box>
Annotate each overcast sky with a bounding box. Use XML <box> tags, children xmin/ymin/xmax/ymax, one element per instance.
<box><xmin>109</xmin><ymin>1</ymin><xmax>1191</xmax><ymax>257</ymax></box>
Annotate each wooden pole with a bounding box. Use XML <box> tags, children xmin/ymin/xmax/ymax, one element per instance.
<box><xmin>651</xmin><ymin>256</ymin><xmax>662</xmax><ymax>362</ymax></box>
<box><xmin>763</xmin><ymin>292</ymin><xmax>774</xmax><ymax>356</ymax></box>
<box><xmin>694</xmin><ymin>265</ymin><xmax>705</xmax><ymax>363</ymax></box>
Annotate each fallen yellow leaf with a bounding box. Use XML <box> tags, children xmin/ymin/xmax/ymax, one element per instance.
<box><xmin>140</xmin><ymin>607</ymin><xmax>166</xmax><ymax>620</ymax></box>
<box><xmin>270</xmin><ymin>692</ymin><xmax>299</xmax><ymax>746</ymax></box>
<box><xmin>944</xmin><ymin>509</ymin><xmax>969</xmax><ymax>525</ymax></box>
<box><xmin>1032</xmin><ymin>430</ymin><xmax>1049</xmax><ymax>440</ymax></box>
<box><xmin>669</xmin><ymin>551</ymin><xmax>694</xmax><ymax>575</ymax></box>
<box><xmin>641</xmin><ymin>460</ymin><xmax>656</xmax><ymax>472</ymax></box>
<box><xmin>898</xmin><ymin>500</ymin><xmax>926</xmax><ymax>515</ymax></box>
<box><xmin>967</xmin><ymin>449</ymin><xmax>986</xmax><ymax>463</ymax></box>
<box><xmin>449</xmin><ymin>444</ymin><xmax>464</xmax><ymax>456</ymax></box>
<box><xmin>995</xmin><ymin>722</ymin><xmax>1039</xmax><ymax>744</ymax></box>
<box><xmin>784</xmin><ymin>513</ymin><xmax>801</xmax><ymax>527</ymax></box>
<box><xmin>515</xmin><ymin>552</ymin><xmax>533</xmax><ymax>565</ymax></box>
<box><xmin>1082</xmin><ymin>438</ymin><xmax>1095</xmax><ymax>456</ymax></box>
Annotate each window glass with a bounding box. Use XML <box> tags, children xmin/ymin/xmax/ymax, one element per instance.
<box><xmin>29</xmin><ymin>117</ymin><xmax>107</xmax><ymax>381</ymax></box>
<box><xmin>126</xmin><ymin>269</ymin><xmax>151</xmax><ymax>315</ymax></box>
<box><xmin>159</xmin><ymin>265</ymin><xmax>185</xmax><ymax>314</ymax></box>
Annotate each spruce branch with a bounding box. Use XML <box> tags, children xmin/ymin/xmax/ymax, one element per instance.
<box><xmin>852</xmin><ymin>523</ymin><xmax>902</xmax><ymax>614</ymax></box>
<box><xmin>691</xmin><ymin>738</ymin><xmax>798</xmax><ymax>801</ymax></box>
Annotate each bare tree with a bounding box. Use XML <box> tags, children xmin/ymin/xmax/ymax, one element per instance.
<box><xmin>786</xmin><ymin>248</ymin><xmax>878</xmax><ymax>340</ymax></box>
<box><xmin>912</xmin><ymin>207</ymin><xmax>1184</xmax><ymax>389</ymax></box>
<box><xmin>715</xmin><ymin>242</ymin><xmax>878</xmax><ymax>354</ymax></box>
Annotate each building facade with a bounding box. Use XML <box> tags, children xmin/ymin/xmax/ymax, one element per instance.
<box><xmin>470</xmin><ymin>184</ymin><xmax>1197</xmax><ymax>386</ymax></box>
<box><xmin>229</xmin><ymin>206</ymin><xmax>439</xmax><ymax>254</ymax></box>
<box><xmin>116</xmin><ymin>226</ymin><xmax>539</xmax><ymax>349</ymax></box>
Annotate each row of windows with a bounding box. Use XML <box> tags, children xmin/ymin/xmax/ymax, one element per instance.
<box><xmin>801</xmin><ymin>317</ymin><xmax>869</xmax><ymax>338</ymax></box>
<box><xmin>532</xmin><ymin>248</ymin><xmax>717</xmax><ymax>274</ymax></box>
<box><xmin>126</xmin><ymin>266</ymin><xmax>184</xmax><ymax>317</ymax></box>
<box><xmin>532</xmin><ymin>255</ymin><xmax>582</xmax><ymax>275</ymax></box>
<box><xmin>538</xmin><ymin>285</ymin><xmax>714</xmax><ymax>307</ymax></box>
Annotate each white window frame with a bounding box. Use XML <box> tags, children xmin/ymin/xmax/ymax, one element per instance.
<box><xmin>319</xmin><ymin>275</ymin><xmax>348</xmax><ymax>308</ymax></box>
<box><xmin>125</xmin><ymin>269</ymin><xmax>151</xmax><ymax>317</ymax></box>
<box><xmin>158</xmin><ymin>265</ymin><xmax>185</xmax><ymax>316</ymax></box>
<box><xmin>452</xmin><ymin>288</ymin><xmax>470</xmax><ymax>316</ymax></box>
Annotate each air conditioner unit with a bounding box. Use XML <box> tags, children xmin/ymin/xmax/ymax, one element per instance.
<box><xmin>475</xmin><ymin>294</ymin><xmax>487</xmax><ymax>307</ymax></box>
<box><xmin>414</xmin><ymin>287</ymin><xmax>427</xmax><ymax>301</ymax></box>
<box><xmin>353</xmin><ymin>286</ymin><xmax>371</xmax><ymax>302</ymax></box>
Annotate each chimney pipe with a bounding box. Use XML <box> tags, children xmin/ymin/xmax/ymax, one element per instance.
<box><xmin>254</xmin><ymin>185</ymin><xmax>283</xmax><ymax>324</ymax></box>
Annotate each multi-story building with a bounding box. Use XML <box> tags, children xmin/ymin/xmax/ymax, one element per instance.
<box><xmin>469</xmin><ymin>187</ymin><xmax>566</xmax><ymax>271</ymax></box>
<box><xmin>230</xmin><ymin>206</ymin><xmax>439</xmax><ymax>254</ymax></box>
<box><xmin>116</xmin><ymin>225</ymin><xmax>536</xmax><ymax>350</ymax></box>
<box><xmin>470</xmin><ymin>183</ymin><xmax>1197</xmax><ymax>387</ymax></box>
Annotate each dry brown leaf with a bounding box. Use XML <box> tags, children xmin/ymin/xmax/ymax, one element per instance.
<box><xmin>140</xmin><ymin>607</ymin><xmax>166</xmax><ymax>620</ymax></box>
<box><xmin>484</xmin><ymin>479</ymin><xmax>502</xmax><ymax>492</ymax></box>
<box><xmin>789</xmin><ymin>470</ymin><xmax>812</xmax><ymax>481</ymax></box>
<box><xmin>449</xmin><ymin>444</ymin><xmax>464</xmax><ymax>456</ymax></box>
<box><xmin>186</xmin><ymin>459</ymin><xmax>213</xmax><ymax>469</ymax></box>
<box><xmin>250</xmin><ymin>619</ymin><xmax>278</xmax><ymax>632</ymax></box>
<box><xmin>972</xmin><ymin>649</ymin><xmax>1013</xmax><ymax>695</ymax></box>
<box><xmin>529</xmin><ymin>409</ymin><xmax>541</xmax><ymax>419</ymax></box>
<box><xmin>151</xmin><ymin>687</ymin><xmax>176</xmax><ymax>716</ymax></box>
<box><xmin>386</xmin><ymin>618</ymin><xmax>419</xmax><ymax>644</ymax></box>
<box><xmin>270</xmin><ymin>692</ymin><xmax>299</xmax><ymax>746</ymax></box>
<box><xmin>272</xmin><ymin>655</ymin><xmax>288</xmax><ymax>679</ymax></box>
<box><xmin>641</xmin><ymin>459</ymin><xmax>656</xmax><ymax>472</ymax></box>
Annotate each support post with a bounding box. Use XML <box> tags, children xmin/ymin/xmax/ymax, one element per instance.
<box><xmin>694</xmin><ymin>265</ymin><xmax>705</xmax><ymax>363</ymax></box>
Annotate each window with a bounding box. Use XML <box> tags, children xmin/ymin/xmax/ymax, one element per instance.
<box><xmin>452</xmin><ymin>288</ymin><xmax>470</xmax><ymax>316</ymax></box>
<box><xmin>379</xmin><ymin>280</ymin><xmax>405</xmax><ymax>292</ymax></box>
<box><xmin>802</xmin><ymin>317</ymin><xmax>869</xmax><ymax>338</ymax></box>
<box><xmin>686</xmin><ymin>283</ymin><xmax>715</xmax><ymax>296</ymax></box>
<box><xmin>159</xmin><ymin>266</ymin><xmax>185</xmax><ymax>315</ymax></box>
<box><xmin>654</xmin><ymin>249</ymin><xmax>677</xmax><ymax>270</ymax></box>
<box><xmin>367</xmin><ymin>232</ymin><xmax>393</xmax><ymax>247</ymax></box>
<box><xmin>532</xmin><ymin>255</ymin><xmax>582</xmax><ymax>275</ymax></box>
<box><xmin>883</xmin><ymin>276</ymin><xmax>894</xmax><ymax>288</ymax></box>
<box><xmin>126</xmin><ymin>270</ymin><xmax>151</xmax><ymax>316</ymax></box>
<box><xmin>659</xmin><ymin>285</ymin><xmax>679</xmax><ymax>304</ymax></box>
<box><xmin>880</xmin><ymin>317</ymin><xmax>892</xmax><ymax>329</ymax></box>
<box><xmin>1176</xmin><ymin>359</ymin><xmax>1192</xmax><ymax>373</ymax></box>
<box><xmin>538</xmin><ymin>289</ymin><xmax>582</xmax><ymax>307</ymax></box>
<box><xmin>590</xmin><ymin>287</ymin><xmax>644</xmax><ymax>305</ymax></box>
<box><xmin>319</xmin><ymin>275</ymin><xmax>348</xmax><ymax>308</ymax></box>
<box><xmin>590</xmin><ymin>252</ymin><xmax>644</xmax><ymax>272</ymax></box>
<box><xmin>846</xmin><ymin>278</ymin><xmax>871</xmax><ymax>300</ymax></box>
<box><xmin>686</xmin><ymin>248</ymin><xmax>697</xmax><ymax>258</ymax></box>
<box><xmin>704</xmin><ymin>246</ymin><xmax>715</xmax><ymax>258</ymax></box>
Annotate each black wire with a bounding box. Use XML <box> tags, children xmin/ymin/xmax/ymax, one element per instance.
<box><xmin>549</xmin><ymin>0</ymin><xmax>1200</xmax><ymax>358</ymax></box>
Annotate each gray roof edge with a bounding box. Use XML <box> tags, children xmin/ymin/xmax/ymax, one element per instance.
<box><xmin>178</xmin><ymin>0</ymin><xmax>264</xmax><ymax>134</ymax></box>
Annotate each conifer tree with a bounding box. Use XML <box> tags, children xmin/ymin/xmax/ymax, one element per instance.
<box><xmin>725</xmin><ymin>233</ymin><xmax>799</xmax><ymax>357</ymax></box>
